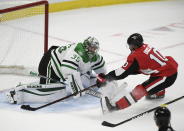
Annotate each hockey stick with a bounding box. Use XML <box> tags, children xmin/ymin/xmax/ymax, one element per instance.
<box><xmin>30</xmin><ymin>71</ymin><xmax>66</xmax><ymax>85</ymax></box>
<box><xmin>102</xmin><ymin>95</ymin><xmax>184</xmax><ymax>127</ymax></box>
<box><xmin>21</xmin><ymin>84</ymin><xmax>97</xmax><ymax>111</ymax></box>
<box><xmin>85</xmin><ymin>89</ymin><xmax>102</xmax><ymax>98</ymax></box>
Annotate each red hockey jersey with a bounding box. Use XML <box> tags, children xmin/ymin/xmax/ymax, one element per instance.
<box><xmin>122</xmin><ymin>44</ymin><xmax>178</xmax><ymax>77</ymax></box>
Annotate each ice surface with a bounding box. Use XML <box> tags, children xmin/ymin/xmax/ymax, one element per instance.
<box><xmin>0</xmin><ymin>0</ymin><xmax>184</xmax><ymax>131</ymax></box>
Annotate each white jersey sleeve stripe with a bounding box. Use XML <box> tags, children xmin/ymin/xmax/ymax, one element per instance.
<box><xmin>92</xmin><ymin>56</ymin><xmax>105</xmax><ymax>70</ymax></box>
<box><xmin>92</xmin><ymin>56</ymin><xmax>103</xmax><ymax>68</ymax></box>
<box><xmin>61</xmin><ymin>64</ymin><xmax>77</xmax><ymax>70</ymax></box>
<box><xmin>53</xmin><ymin>49</ymin><xmax>62</xmax><ymax>66</ymax></box>
<box><xmin>51</xmin><ymin>55</ymin><xmax>65</xmax><ymax>81</ymax></box>
<box><xmin>93</xmin><ymin>61</ymin><xmax>105</xmax><ymax>70</ymax></box>
<box><xmin>62</xmin><ymin>60</ymin><xmax>79</xmax><ymax>69</ymax></box>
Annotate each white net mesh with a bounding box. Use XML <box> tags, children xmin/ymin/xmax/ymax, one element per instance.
<box><xmin>0</xmin><ymin>1</ymin><xmax>48</xmax><ymax>75</ymax></box>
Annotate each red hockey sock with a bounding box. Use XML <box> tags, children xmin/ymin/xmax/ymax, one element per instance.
<box><xmin>116</xmin><ymin>85</ymin><xmax>147</xmax><ymax>110</ymax></box>
<box><xmin>116</xmin><ymin>97</ymin><xmax>131</xmax><ymax>109</ymax></box>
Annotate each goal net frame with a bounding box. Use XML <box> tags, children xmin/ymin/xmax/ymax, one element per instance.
<box><xmin>0</xmin><ymin>0</ymin><xmax>49</xmax><ymax>75</ymax></box>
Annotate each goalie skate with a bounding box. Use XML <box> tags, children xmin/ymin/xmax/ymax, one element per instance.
<box><xmin>6</xmin><ymin>90</ymin><xmax>22</xmax><ymax>104</ymax></box>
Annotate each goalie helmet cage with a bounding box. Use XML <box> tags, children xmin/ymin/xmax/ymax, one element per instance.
<box><xmin>0</xmin><ymin>0</ymin><xmax>49</xmax><ymax>76</ymax></box>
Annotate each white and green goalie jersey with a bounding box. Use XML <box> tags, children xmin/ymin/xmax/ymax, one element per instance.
<box><xmin>50</xmin><ymin>43</ymin><xmax>106</xmax><ymax>81</ymax></box>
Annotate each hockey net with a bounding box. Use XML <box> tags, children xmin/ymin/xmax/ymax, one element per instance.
<box><xmin>0</xmin><ymin>0</ymin><xmax>48</xmax><ymax>76</ymax></box>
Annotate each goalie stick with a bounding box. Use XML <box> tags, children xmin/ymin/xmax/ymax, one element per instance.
<box><xmin>102</xmin><ymin>95</ymin><xmax>184</xmax><ymax>127</ymax></box>
<box><xmin>30</xmin><ymin>71</ymin><xmax>67</xmax><ymax>85</ymax></box>
<box><xmin>85</xmin><ymin>89</ymin><xmax>101</xmax><ymax>98</ymax></box>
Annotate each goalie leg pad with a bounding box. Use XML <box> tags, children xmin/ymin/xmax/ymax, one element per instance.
<box><xmin>5</xmin><ymin>83</ymin><xmax>67</xmax><ymax>104</ymax></box>
<box><xmin>20</xmin><ymin>87</ymin><xmax>67</xmax><ymax>103</ymax></box>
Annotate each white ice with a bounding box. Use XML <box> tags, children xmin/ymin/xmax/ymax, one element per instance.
<box><xmin>0</xmin><ymin>0</ymin><xmax>184</xmax><ymax>131</ymax></box>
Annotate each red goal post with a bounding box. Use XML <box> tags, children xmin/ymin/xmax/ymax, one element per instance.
<box><xmin>0</xmin><ymin>0</ymin><xmax>49</xmax><ymax>75</ymax></box>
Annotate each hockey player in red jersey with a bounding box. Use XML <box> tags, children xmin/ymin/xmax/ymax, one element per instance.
<box><xmin>97</xmin><ymin>33</ymin><xmax>178</xmax><ymax>112</ymax></box>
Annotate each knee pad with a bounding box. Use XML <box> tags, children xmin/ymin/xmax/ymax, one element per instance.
<box><xmin>132</xmin><ymin>85</ymin><xmax>148</xmax><ymax>100</ymax></box>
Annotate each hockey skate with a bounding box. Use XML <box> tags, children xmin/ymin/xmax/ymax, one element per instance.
<box><xmin>105</xmin><ymin>97</ymin><xmax>119</xmax><ymax>112</ymax></box>
<box><xmin>146</xmin><ymin>90</ymin><xmax>165</xmax><ymax>100</ymax></box>
<box><xmin>100</xmin><ymin>96</ymin><xmax>119</xmax><ymax>113</ymax></box>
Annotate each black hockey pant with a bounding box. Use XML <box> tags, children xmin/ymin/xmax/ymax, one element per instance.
<box><xmin>38</xmin><ymin>46</ymin><xmax>60</xmax><ymax>84</ymax></box>
<box><xmin>141</xmin><ymin>73</ymin><xmax>178</xmax><ymax>95</ymax></box>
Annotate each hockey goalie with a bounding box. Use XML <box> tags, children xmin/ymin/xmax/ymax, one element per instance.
<box><xmin>5</xmin><ymin>36</ymin><xmax>107</xmax><ymax>104</ymax></box>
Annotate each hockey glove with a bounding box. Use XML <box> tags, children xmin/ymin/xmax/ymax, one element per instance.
<box><xmin>96</xmin><ymin>73</ymin><xmax>107</xmax><ymax>88</ymax></box>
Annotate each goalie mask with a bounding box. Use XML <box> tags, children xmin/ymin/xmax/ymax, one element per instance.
<box><xmin>83</xmin><ymin>36</ymin><xmax>100</xmax><ymax>58</ymax></box>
